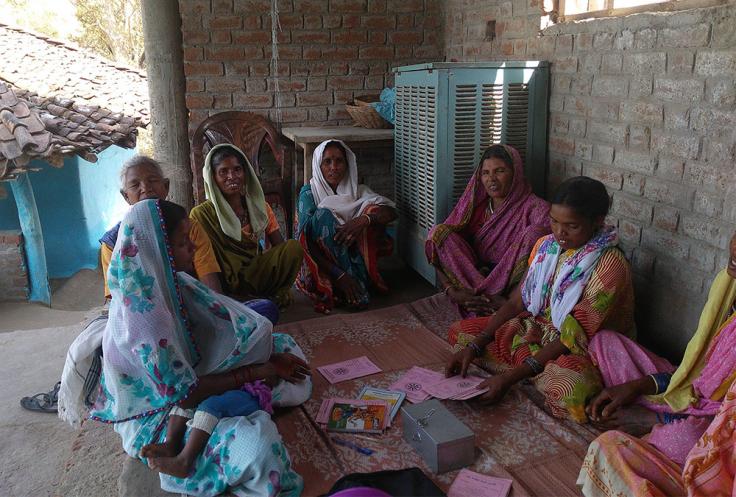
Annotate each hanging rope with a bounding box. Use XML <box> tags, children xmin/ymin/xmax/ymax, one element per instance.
<box><xmin>269</xmin><ymin>0</ymin><xmax>282</xmax><ymax>129</ymax></box>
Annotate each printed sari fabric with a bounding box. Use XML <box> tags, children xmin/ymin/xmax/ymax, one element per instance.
<box><xmin>449</xmin><ymin>232</ymin><xmax>635</xmax><ymax>423</ymax></box>
<box><xmin>426</xmin><ymin>145</ymin><xmax>550</xmax><ymax>310</ymax></box>
<box><xmin>89</xmin><ymin>199</ymin><xmax>310</xmax><ymax>497</ymax></box>
<box><xmin>191</xmin><ymin>199</ymin><xmax>303</xmax><ymax>308</ymax></box>
<box><xmin>577</xmin><ymin>380</ymin><xmax>736</xmax><ymax>497</ymax></box>
<box><xmin>295</xmin><ymin>186</ymin><xmax>393</xmax><ymax>313</ymax></box>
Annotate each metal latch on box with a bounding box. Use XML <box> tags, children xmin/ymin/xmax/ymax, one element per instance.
<box><xmin>411</xmin><ymin>408</ymin><xmax>437</xmax><ymax>442</ymax></box>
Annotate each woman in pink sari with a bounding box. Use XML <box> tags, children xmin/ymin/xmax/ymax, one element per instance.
<box><xmin>426</xmin><ymin>144</ymin><xmax>550</xmax><ymax>316</ymax></box>
<box><xmin>577</xmin><ymin>231</ymin><xmax>736</xmax><ymax>496</ymax></box>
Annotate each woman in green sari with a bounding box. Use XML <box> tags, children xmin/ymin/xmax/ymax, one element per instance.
<box><xmin>190</xmin><ymin>144</ymin><xmax>303</xmax><ymax>308</ymax></box>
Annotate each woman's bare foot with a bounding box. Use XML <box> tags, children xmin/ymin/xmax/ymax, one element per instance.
<box><xmin>590</xmin><ymin>404</ymin><xmax>659</xmax><ymax>437</ymax></box>
<box><xmin>148</xmin><ymin>454</ymin><xmax>194</xmax><ymax>478</ymax></box>
<box><xmin>140</xmin><ymin>441</ymin><xmax>179</xmax><ymax>459</ymax></box>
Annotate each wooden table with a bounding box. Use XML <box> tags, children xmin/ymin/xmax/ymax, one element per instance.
<box><xmin>281</xmin><ymin>126</ymin><xmax>394</xmax><ymax>185</ymax></box>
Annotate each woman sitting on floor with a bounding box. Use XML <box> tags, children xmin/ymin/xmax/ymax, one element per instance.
<box><xmin>296</xmin><ymin>139</ymin><xmax>397</xmax><ymax>313</ymax></box>
<box><xmin>445</xmin><ymin>176</ymin><xmax>635</xmax><ymax>423</ymax></box>
<box><xmin>426</xmin><ymin>144</ymin><xmax>550</xmax><ymax>316</ymax></box>
<box><xmin>89</xmin><ymin>199</ymin><xmax>310</xmax><ymax>496</ymax></box>
<box><xmin>577</xmin><ymin>230</ymin><xmax>736</xmax><ymax>496</ymax></box>
<box><xmin>190</xmin><ymin>144</ymin><xmax>303</xmax><ymax>309</ymax></box>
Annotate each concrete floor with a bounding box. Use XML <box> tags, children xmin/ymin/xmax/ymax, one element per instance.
<box><xmin>0</xmin><ymin>258</ymin><xmax>435</xmax><ymax>497</ymax></box>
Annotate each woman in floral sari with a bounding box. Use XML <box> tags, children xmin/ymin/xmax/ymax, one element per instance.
<box><xmin>296</xmin><ymin>140</ymin><xmax>397</xmax><ymax>313</ymax></box>
<box><xmin>445</xmin><ymin>177</ymin><xmax>635</xmax><ymax>423</ymax></box>
<box><xmin>89</xmin><ymin>199</ymin><xmax>311</xmax><ymax>496</ymax></box>
<box><xmin>426</xmin><ymin>145</ymin><xmax>550</xmax><ymax>316</ymax></box>
<box><xmin>577</xmin><ymin>231</ymin><xmax>736</xmax><ymax>496</ymax></box>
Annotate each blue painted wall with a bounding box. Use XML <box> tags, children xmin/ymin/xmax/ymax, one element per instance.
<box><xmin>0</xmin><ymin>146</ymin><xmax>133</xmax><ymax>278</ymax></box>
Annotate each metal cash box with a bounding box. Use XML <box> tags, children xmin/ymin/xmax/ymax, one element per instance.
<box><xmin>401</xmin><ymin>399</ymin><xmax>475</xmax><ymax>473</ymax></box>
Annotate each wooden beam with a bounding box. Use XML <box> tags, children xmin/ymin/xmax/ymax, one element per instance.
<box><xmin>10</xmin><ymin>173</ymin><xmax>50</xmax><ymax>305</ymax></box>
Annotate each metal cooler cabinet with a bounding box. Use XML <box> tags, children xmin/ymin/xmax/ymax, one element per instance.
<box><xmin>401</xmin><ymin>399</ymin><xmax>475</xmax><ymax>473</ymax></box>
<box><xmin>392</xmin><ymin>61</ymin><xmax>549</xmax><ymax>284</ymax></box>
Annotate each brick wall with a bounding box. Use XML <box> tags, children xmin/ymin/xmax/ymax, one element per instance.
<box><xmin>444</xmin><ymin>0</ymin><xmax>736</xmax><ymax>359</ymax></box>
<box><xmin>0</xmin><ymin>231</ymin><xmax>29</xmax><ymax>301</ymax></box>
<box><xmin>179</xmin><ymin>0</ymin><xmax>443</xmax><ymax>132</ymax></box>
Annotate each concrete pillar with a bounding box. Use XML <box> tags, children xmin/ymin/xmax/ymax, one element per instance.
<box><xmin>141</xmin><ymin>0</ymin><xmax>193</xmax><ymax>210</ymax></box>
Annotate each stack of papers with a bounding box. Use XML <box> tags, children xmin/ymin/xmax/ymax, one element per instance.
<box><xmin>448</xmin><ymin>469</ymin><xmax>512</xmax><ymax>497</ymax></box>
<box><xmin>389</xmin><ymin>366</ymin><xmax>488</xmax><ymax>402</ymax></box>
<box><xmin>388</xmin><ymin>366</ymin><xmax>444</xmax><ymax>403</ymax></box>
<box><xmin>317</xmin><ymin>356</ymin><xmax>382</xmax><ymax>384</ymax></box>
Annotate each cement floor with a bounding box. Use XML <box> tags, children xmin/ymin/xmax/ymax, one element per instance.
<box><xmin>0</xmin><ymin>258</ymin><xmax>435</xmax><ymax>497</ymax></box>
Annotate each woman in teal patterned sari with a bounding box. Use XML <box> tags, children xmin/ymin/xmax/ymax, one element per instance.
<box><xmin>89</xmin><ymin>199</ymin><xmax>311</xmax><ymax>497</ymax></box>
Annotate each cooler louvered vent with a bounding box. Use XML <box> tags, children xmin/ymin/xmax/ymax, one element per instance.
<box><xmin>452</xmin><ymin>85</ymin><xmax>479</xmax><ymax>203</ymax></box>
<box><xmin>395</xmin><ymin>85</ymin><xmax>437</xmax><ymax>230</ymax></box>
<box><xmin>505</xmin><ymin>83</ymin><xmax>529</xmax><ymax>164</ymax></box>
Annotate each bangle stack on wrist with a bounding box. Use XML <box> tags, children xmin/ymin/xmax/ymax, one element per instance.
<box><xmin>467</xmin><ymin>342</ymin><xmax>483</xmax><ymax>357</ymax></box>
<box><xmin>362</xmin><ymin>213</ymin><xmax>372</xmax><ymax>225</ymax></box>
<box><xmin>523</xmin><ymin>356</ymin><xmax>544</xmax><ymax>376</ymax></box>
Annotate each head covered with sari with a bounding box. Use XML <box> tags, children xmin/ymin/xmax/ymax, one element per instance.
<box><xmin>310</xmin><ymin>139</ymin><xmax>395</xmax><ymax>225</ymax></box>
<box><xmin>90</xmin><ymin>199</ymin><xmax>273</xmax><ymax>423</ymax></box>
<box><xmin>426</xmin><ymin>144</ymin><xmax>550</xmax><ymax>296</ymax></box>
<box><xmin>202</xmin><ymin>143</ymin><xmax>269</xmax><ymax>242</ymax></box>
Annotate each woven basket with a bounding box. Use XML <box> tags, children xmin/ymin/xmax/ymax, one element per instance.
<box><xmin>345</xmin><ymin>95</ymin><xmax>392</xmax><ymax>129</ymax></box>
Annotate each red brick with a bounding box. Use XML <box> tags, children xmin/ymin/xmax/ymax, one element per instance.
<box><xmin>396</xmin><ymin>13</ymin><xmax>413</xmax><ymax>28</ymax></box>
<box><xmin>184</xmin><ymin>62</ymin><xmax>223</xmax><ymax>76</ymax></box>
<box><xmin>205</xmin><ymin>47</ymin><xmax>243</xmax><ymax>60</ymax></box>
<box><xmin>369</xmin><ymin>31</ymin><xmax>386</xmax><ymax>44</ymax></box>
<box><xmin>414</xmin><ymin>44</ymin><xmax>440</xmax><ymax>59</ymax></box>
<box><xmin>234</xmin><ymin>0</ymin><xmax>270</xmax><ymax>11</ymax></box>
<box><xmin>233</xmin><ymin>93</ymin><xmax>273</xmax><ymax>108</ymax></box>
<box><xmin>549</xmin><ymin>135</ymin><xmax>575</xmax><ymax>156</ymax></box>
<box><xmin>292</xmin><ymin>31</ymin><xmax>331</xmax><ymax>44</ymax></box>
<box><xmin>297</xmin><ymin>92</ymin><xmax>333</xmax><ymax>106</ymax></box>
<box><xmin>329</xmin><ymin>0</ymin><xmax>367</xmax><ymax>12</ymax></box>
<box><xmin>332</xmin><ymin>31</ymin><xmax>367</xmax><ymax>44</ymax></box>
<box><xmin>304</xmin><ymin>15</ymin><xmax>322</xmax><ymax>28</ymax></box>
<box><xmin>242</xmin><ymin>16</ymin><xmax>261</xmax><ymax>29</ymax></box>
<box><xmin>294</xmin><ymin>0</ymin><xmax>328</xmax><ymax>11</ymax></box>
<box><xmin>186</xmin><ymin>78</ymin><xmax>205</xmax><ymax>92</ymax></box>
<box><xmin>326</xmin><ymin>75</ymin><xmax>364</xmax><ymax>89</ymax></box>
<box><xmin>334</xmin><ymin>90</ymin><xmax>355</xmax><ymax>104</ymax></box>
<box><xmin>309</xmin><ymin>62</ymin><xmax>329</xmax><ymax>75</ymax></box>
<box><xmin>388</xmin><ymin>31</ymin><xmax>422</xmax><ymax>44</ymax></box>
<box><xmin>211</xmin><ymin>31</ymin><xmax>231</xmax><ymax>44</ymax></box>
<box><xmin>276</xmin><ymin>0</ymin><xmax>293</xmax><ymax>12</ymax></box>
<box><xmin>278</xmin><ymin>108</ymin><xmax>310</xmax><ymax>122</ymax></box>
<box><xmin>359</xmin><ymin>46</ymin><xmax>393</xmax><ymax>59</ymax></box>
<box><xmin>328</xmin><ymin>105</ymin><xmax>351</xmax><ymax>120</ymax></box>
<box><xmin>182</xmin><ymin>30</ymin><xmax>209</xmax><ymax>45</ymax></box>
<box><xmin>276</xmin><ymin>31</ymin><xmax>291</xmax><ymax>43</ymax></box>
<box><xmin>265</xmin><ymin>45</ymin><xmax>302</xmax><ymax>59</ymax></box>
<box><xmin>388</xmin><ymin>0</ymin><xmax>422</xmax><ymax>12</ymax></box>
<box><xmin>342</xmin><ymin>15</ymin><xmax>361</xmax><ymax>28</ymax></box>
<box><xmin>329</xmin><ymin>62</ymin><xmax>349</xmax><ymax>75</ymax></box>
<box><xmin>395</xmin><ymin>45</ymin><xmax>411</xmax><ymax>57</ymax></box>
<box><xmin>368</xmin><ymin>0</ymin><xmax>386</xmax><ymax>11</ymax></box>
<box><xmin>303</xmin><ymin>46</ymin><xmax>322</xmax><ymax>59</ymax></box>
<box><xmin>212</xmin><ymin>0</ymin><xmax>233</xmax><ymax>13</ymax></box>
<box><xmin>279</xmin><ymin>14</ymin><xmax>303</xmax><ymax>29</ymax></box>
<box><xmin>361</xmin><ymin>15</ymin><xmax>395</xmax><ymax>29</ymax></box>
<box><xmin>180</xmin><ymin>0</ymin><xmax>210</xmax><ymax>15</ymax></box>
<box><xmin>207</xmin><ymin>15</ymin><xmax>242</xmax><ymax>29</ymax></box>
<box><xmin>268</xmin><ymin>79</ymin><xmax>306</xmax><ymax>91</ymax></box>
<box><xmin>323</xmin><ymin>14</ymin><xmax>342</xmax><ymax>28</ymax></box>
<box><xmin>205</xmin><ymin>78</ymin><xmax>244</xmax><ymax>92</ymax></box>
<box><xmin>364</xmin><ymin>75</ymin><xmax>384</xmax><ymax>89</ymax></box>
<box><xmin>246</xmin><ymin>78</ymin><xmax>267</xmax><ymax>92</ymax></box>
<box><xmin>232</xmin><ymin>31</ymin><xmax>271</xmax><ymax>44</ymax></box>
<box><xmin>213</xmin><ymin>93</ymin><xmax>233</xmax><ymax>108</ymax></box>
<box><xmin>186</xmin><ymin>94</ymin><xmax>214</xmax><ymax>109</ymax></box>
<box><xmin>183</xmin><ymin>47</ymin><xmax>204</xmax><ymax>61</ymax></box>
<box><xmin>322</xmin><ymin>46</ymin><xmax>359</xmax><ymax>60</ymax></box>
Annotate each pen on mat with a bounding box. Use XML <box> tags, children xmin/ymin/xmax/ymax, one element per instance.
<box><xmin>331</xmin><ymin>436</ymin><xmax>374</xmax><ymax>455</ymax></box>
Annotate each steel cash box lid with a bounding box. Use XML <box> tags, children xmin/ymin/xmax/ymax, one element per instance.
<box><xmin>401</xmin><ymin>399</ymin><xmax>475</xmax><ymax>474</ymax></box>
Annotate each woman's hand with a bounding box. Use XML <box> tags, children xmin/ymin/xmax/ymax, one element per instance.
<box><xmin>476</xmin><ymin>374</ymin><xmax>514</xmax><ymax>405</ymax></box>
<box><xmin>446</xmin><ymin>286</ymin><xmax>475</xmax><ymax>306</ymax></box>
<box><xmin>463</xmin><ymin>294</ymin><xmax>506</xmax><ymax>316</ymax></box>
<box><xmin>334</xmin><ymin>272</ymin><xmax>365</xmax><ymax>306</ymax></box>
<box><xmin>334</xmin><ymin>216</ymin><xmax>368</xmax><ymax>246</ymax></box>
<box><xmin>586</xmin><ymin>379</ymin><xmax>650</xmax><ymax>421</ymax></box>
<box><xmin>445</xmin><ymin>346</ymin><xmax>477</xmax><ymax>378</ymax></box>
<box><xmin>263</xmin><ymin>353</ymin><xmax>311</xmax><ymax>384</ymax></box>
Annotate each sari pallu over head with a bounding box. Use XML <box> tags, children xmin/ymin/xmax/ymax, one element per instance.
<box><xmin>89</xmin><ymin>199</ymin><xmax>273</xmax><ymax>423</ymax></box>
<box><xmin>425</xmin><ymin>144</ymin><xmax>550</xmax><ymax>296</ymax></box>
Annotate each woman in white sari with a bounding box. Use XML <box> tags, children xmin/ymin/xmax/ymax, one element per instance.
<box><xmin>68</xmin><ymin>199</ymin><xmax>310</xmax><ymax>497</ymax></box>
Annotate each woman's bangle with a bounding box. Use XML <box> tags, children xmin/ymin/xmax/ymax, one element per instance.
<box><xmin>443</xmin><ymin>285</ymin><xmax>453</xmax><ymax>295</ymax></box>
<box><xmin>467</xmin><ymin>341</ymin><xmax>483</xmax><ymax>357</ymax></box>
<box><xmin>362</xmin><ymin>213</ymin><xmax>372</xmax><ymax>225</ymax></box>
<box><xmin>336</xmin><ymin>271</ymin><xmax>347</xmax><ymax>282</ymax></box>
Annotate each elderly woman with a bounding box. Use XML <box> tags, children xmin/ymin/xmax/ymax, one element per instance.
<box><xmin>296</xmin><ymin>140</ymin><xmax>397</xmax><ymax>313</ymax></box>
<box><xmin>426</xmin><ymin>145</ymin><xmax>550</xmax><ymax>316</ymax></box>
<box><xmin>88</xmin><ymin>199</ymin><xmax>310</xmax><ymax>496</ymax></box>
<box><xmin>446</xmin><ymin>177</ymin><xmax>635</xmax><ymax>423</ymax></box>
<box><xmin>576</xmin><ymin>231</ymin><xmax>736</xmax><ymax>496</ymax></box>
<box><xmin>190</xmin><ymin>144</ymin><xmax>303</xmax><ymax>308</ymax></box>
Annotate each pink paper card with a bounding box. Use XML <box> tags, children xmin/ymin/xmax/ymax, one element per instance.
<box><xmin>389</xmin><ymin>366</ymin><xmax>444</xmax><ymax>403</ymax></box>
<box><xmin>422</xmin><ymin>375</ymin><xmax>486</xmax><ymax>400</ymax></box>
<box><xmin>317</xmin><ymin>356</ymin><xmax>382</xmax><ymax>384</ymax></box>
<box><xmin>448</xmin><ymin>469</ymin><xmax>513</xmax><ymax>497</ymax></box>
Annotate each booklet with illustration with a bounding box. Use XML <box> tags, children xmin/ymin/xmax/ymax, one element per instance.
<box><xmin>325</xmin><ymin>401</ymin><xmax>389</xmax><ymax>434</ymax></box>
<box><xmin>358</xmin><ymin>386</ymin><xmax>406</xmax><ymax>423</ymax></box>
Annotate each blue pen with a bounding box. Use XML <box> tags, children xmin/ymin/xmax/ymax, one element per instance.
<box><xmin>331</xmin><ymin>436</ymin><xmax>374</xmax><ymax>455</ymax></box>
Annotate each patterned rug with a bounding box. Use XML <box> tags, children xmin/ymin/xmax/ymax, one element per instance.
<box><xmin>274</xmin><ymin>294</ymin><xmax>598</xmax><ymax>496</ymax></box>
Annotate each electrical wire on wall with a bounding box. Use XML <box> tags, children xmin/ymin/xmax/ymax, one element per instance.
<box><xmin>270</xmin><ymin>0</ymin><xmax>282</xmax><ymax>129</ymax></box>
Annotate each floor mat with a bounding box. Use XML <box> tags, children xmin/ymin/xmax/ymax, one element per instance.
<box><xmin>274</xmin><ymin>295</ymin><xmax>597</xmax><ymax>496</ymax></box>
